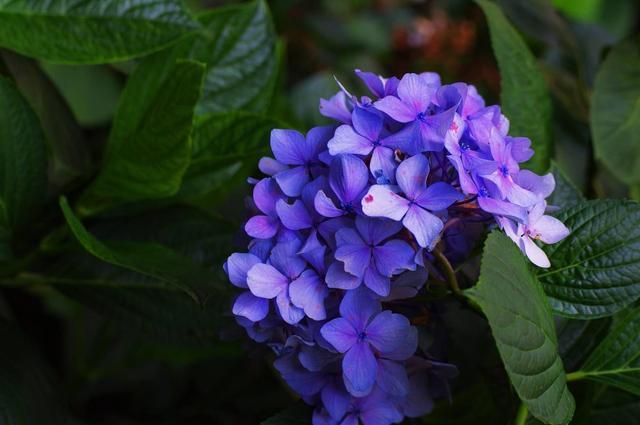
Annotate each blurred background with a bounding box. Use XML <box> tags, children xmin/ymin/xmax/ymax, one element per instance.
<box><xmin>3</xmin><ymin>0</ymin><xmax>638</xmax><ymax>424</ymax></box>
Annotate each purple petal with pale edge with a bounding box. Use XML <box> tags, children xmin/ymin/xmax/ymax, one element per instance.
<box><xmin>327</xmin><ymin>125</ymin><xmax>372</xmax><ymax>156</ymax></box>
<box><xmin>382</xmin><ymin>326</ymin><xmax>418</xmax><ymax>361</ymax></box>
<box><xmin>246</xmin><ymin>263</ymin><xmax>287</xmax><ymax>299</ymax></box>
<box><xmin>330</xmin><ymin>154</ymin><xmax>370</xmax><ymax>203</ymax></box>
<box><xmin>253</xmin><ymin>177</ymin><xmax>281</xmax><ymax>216</ymax></box>
<box><xmin>268</xmin><ymin>239</ymin><xmax>306</xmax><ymax>279</ymax></box>
<box><xmin>321</xmin><ymin>381</ymin><xmax>351</xmax><ymax>421</ymax></box>
<box><xmin>374</xmin><ymin>95</ymin><xmax>416</xmax><ymax>123</ymax></box>
<box><xmin>325</xmin><ymin>262</ymin><xmax>361</xmax><ymax>290</ymax></box>
<box><xmin>275</xmin><ymin>165</ymin><xmax>309</xmax><ymax>197</ymax></box>
<box><xmin>380</xmin><ymin>121</ymin><xmax>422</xmax><ymax>154</ymax></box>
<box><xmin>342</xmin><ymin>341</ymin><xmax>377</xmax><ymax>397</ymax></box>
<box><xmin>522</xmin><ymin>236</ymin><xmax>550</xmax><ymax>268</ymax></box>
<box><xmin>339</xmin><ymin>287</ymin><xmax>381</xmax><ymax>331</ymax></box>
<box><xmin>320</xmin><ymin>91</ymin><xmax>352</xmax><ymax>124</ymax></box>
<box><xmin>516</xmin><ymin>170</ymin><xmax>555</xmax><ymax>199</ymax></box>
<box><xmin>302</xmin><ymin>175</ymin><xmax>327</xmax><ymax>211</ymax></box>
<box><xmin>463</xmin><ymin>84</ymin><xmax>485</xmax><ymax>117</ymax></box>
<box><xmin>232</xmin><ymin>292</ymin><xmax>269</xmax><ymax>322</ymax></box>
<box><xmin>276</xmin><ymin>290</ymin><xmax>305</xmax><ymax>324</ymax></box>
<box><xmin>534</xmin><ymin>215</ymin><xmax>570</xmax><ymax>244</ymax></box>
<box><xmin>509</xmin><ymin>136</ymin><xmax>534</xmax><ymax>162</ymax></box>
<box><xmin>225</xmin><ymin>252</ymin><xmax>261</xmax><ymax>288</ymax></box>
<box><xmin>270</xmin><ymin>129</ymin><xmax>307</xmax><ymax>165</ymax></box>
<box><xmin>290</xmin><ymin>269</ymin><xmax>328</xmax><ymax>321</ymax></box>
<box><xmin>373</xmin><ymin>239</ymin><xmax>415</xmax><ymax>276</ymax></box>
<box><xmin>420</xmin><ymin>71</ymin><xmax>441</xmax><ymax>87</ymax></box>
<box><xmin>355</xmin><ymin>215</ymin><xmax>402</xmax><ymax>245</ymax></box>
<box><xmin>506</xmin><ymin>181</ymin><xmax>540</xmax><ymax>207</ymax></box>
<box><xmin>397</xmin><ymin>73</ymin><xmax>431</xmax><ymax>114</ymax></box>
<box><xmin>415</xmin><ymin>181</ymin><xmax>463</xmax><ymax>211</ymax></box>
<box><xmin>321</xmin><ymin>317</ymin><xmax>358</xmax><ymax>353</ymax></box>
<box><xmin>366</xmin><ymin>310</ymin><xmax>411</xmax><ymax>353</ymax></box>
<box><xmin>448</xmin><ymin>155</ymin><xmax>477</xmax><ymax>195</ymax></box>
<box><xmin>396</xmin><ymin>154</ymin><xmax>429</xmax><ymax>200</ymax></box>
<box><xmin>361</xmin><ymin>185</ymin><xmax>409</xmax><ymax>221</ymax></box>
<box><xmin>359</xmin><ymin>387</ymin><xmax>404</xmax><ymax>424</ymax></box>
<box><xmin>419</xmin><ymin>106</ymin><xmax>457</xmax><ymax>151</ymax></box>
<box><xmin>244</xmin><ymin>215</ymin><xmax>279</xmax><ymax>239</ymax></box>
<box><xmin>402</xmin><ymin>205</ymin><xmax>443</xmax><ymax>249</ymax></box>
<box><xmin>376</xmin><ymin>359</ymin><xmax>409</xmax><ymax>396</ymax></box>
<box><xmin>276</xmin><ymin>199</ymin><xmax>313</xmax><ymax>230</ymax></box>
<box><xmin>318</xmin><ymin>217</ymin><xmax>352</xmax><ymax>251</ymax></box>
<box><xmin>384</xmin><ymin>76</ymin><xmax>399</xmax><ymax>96</ymax></box>
<box><xmin>478</xmin><ymin>197</ymin><xmax>527</xmax><ymax>221</ymax></box>
<box><xmin>356</xmin><ymin>69</ymin><xmax>385</xmax><ymax>98</ymax></box>
<box><xmin>335</xmin><ymin>228</ymin><xmax>370</xmax><ymax>277</ymax></box>
<box><xmin>363</xmin><ymin>265</ymin><xmax>391</xmax><ymax>296</ymax></box>
<box><xmin>248</xmin><ymin>238</ymin><xmax>273</xmax><ymax>262</ymax></box>
<box><xmin>258</xmin><ymin>157</ymin><xmax>287</xmax><ymax>176</ymax></box>
<box><xmin>353</xmin><ymin>106</ymin><xmax>383</xmax><ymax>142</ymax></box>
<box><xmin>314</xmin><ymin>190</ymin><xmax>344</xmax><ymax>218</ymax></box>
<box><xmin>370</xmin><ymin>146</ymin><xmax>397</xmax><ymax>184</ymax></box>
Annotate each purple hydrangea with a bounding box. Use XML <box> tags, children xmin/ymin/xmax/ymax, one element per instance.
<box><xmin>224</xmin><ymin>69</ymin><xmax>569</xmax><ymax>424</ymax></box>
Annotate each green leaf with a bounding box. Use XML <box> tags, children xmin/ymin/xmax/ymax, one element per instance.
<box><xmin>591</xmin><ymin>41</ymin><xmax>640</xmax><ymax>185</ymax></box>
<box><xmin>548</xmin><ymin>162</ymin><xmax>584</xmax><ymax>209</ymax></box>
<box><xmin>121</xmin><ymin>0</ymin><xmax>279</xmax><ymax>119</ymax></box>
<box><xmin>0</xmin><ymin>76</ymin><xmax>47</xmax><ymax>260</ymax></box>
<box><xmin>0</xmin><ymin>50</ymin><xmax>90</xmax><ymax>187</ymax></box>
<box><xmin>76</xmin><ymin>59</ymin><xmax>205</xmax><ymax>215</ymax></box>
<box><xmin>555</xmin><ymin>316</ymin><xmax>610</xmax><ymax>371</ymax></box>
<box><xmin>47</xmin><ymin>204</ymin><xmax>233</xmax><ymax>340</ymax></box>
<box><xmin>261</xmin><ymin>402</ymin><xmax>312</xmax><ymax>425</ymax></box>
<box><xmin>60</xmin><ymin>197</ymin><xmax>223</xmax><ymax>304</ymax></box>
<box><xmin>538</xmin><ymin>200</ymin><xmax>640</xmax><ymax>318</ymax></box>
<box><xmin>0</xmin><ymin>0</ymin><xmax>199</xmax><ymax>64</ymax></box>
<box><xmin>0</xmin><ymin>318</ymin><xmax>68</xmax><ymax>424</ymax></box>
<box><xmin>588</xmin><ymin>387</ymin><xmax>640</xmax><ymax>425</ymax></box>
<box><xmin>571</xmin><ymin>306</ymin><xmax>640</xmax><ymax>395</ymax></box>
<box><xmin>466</xmin><ymin>231</ymin><xmax>574</xmax><ymax>425</ymax></box>
<box><xmin>476</xmin><ymin>0</ymin><xmax>552</xmax><ymax>174</ymax></box>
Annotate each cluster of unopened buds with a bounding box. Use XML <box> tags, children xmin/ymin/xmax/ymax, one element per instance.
<box><xmin>224</xmin><ymin>70</ymin><xmax>569</xmax><ymax>424</ymax></box>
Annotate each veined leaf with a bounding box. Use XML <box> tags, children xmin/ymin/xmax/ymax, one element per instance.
<box><xmin>548</xmin><ymin>162</ymin><xmax>584</xmax><ymax>209</ymax></box>
<box><xmin>60</xmin><ymin>197</ymin><xmax>223</xmax><ymax>304</ymax></box>
<box><xmin>476</xmin><ymin>0</ymin><xmax>552</xmax><ymax>174</ymax></box>
<box><xmin>570</xmin><ymin>306</ymin><xmax>640</xmax><ymax>395</ymax></box>
<box><xmin>591</xmin><ymin>41</ymin><xmax>640</xmax><ymax>185</ymax></box>
<box><xmin>0</xmin><ymin>76</ymin><xmax>47</xmax><ymax>260</ymax></box>
<box><xmin>538</xmin><ymin>200</ymin><xmax>640</xmax><ymax>318</ymax></box>
<box><xmin>0</xmin><ymin>0</ymin><xmax>199</xmax><ymax>64</ymax></box>
<box><xmin>76</xmin><ymin>59</ymin><xmax>205</xmax><ymax>215</ymax></box>
<box><xmin>466</xmin><ymin>231</ymin><xmax>574</xmax><ymax>425</ymax></box>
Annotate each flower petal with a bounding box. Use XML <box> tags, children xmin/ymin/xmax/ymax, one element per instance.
<box><xmin>396</xmin><ymin>154</ymin><xmax>429</xmax><ymax>200</ymax></box>
<box><xmin>355</xmin><ymin>215</ymin><xmax>403</xmax><ymax>246</ymax></box>
<box><xmin>363</xmin><ymin>265</ymin><xmax>391</xmax><ymax>296</ymax></box>
<box><xmin>402</xmin><ymin>205</ymin><xmax>443</xmax><ymax>249</ymax></box>
<box><xmin>397</xmin><ymin>73</ymin><xmax>432</xmax><ymax>114</ymax></box>
<box><xmin>252</xmin><ymin>177</ymin><xmax>282</xmax><ymax>216</ymax></box>
<box><xmin>329</xmin><ymin>154</ymin><xmax>370</xmax><ymax>204</ymax></box>
<box><xmin>533</xmin><ymin>215</ymin><xmax>570</xmax><ymax>244</ymax></box>
<box><xmin>276</xmin><ymin>199</ymin><xmax>313</xmax><ymax>230</ymax></box>
<box><xmin>521</xmin><ymin>236</ymin><xmax>551</xmax><ymax>268</ymax></box>
<box><xmin>366</xmin><ymin>310</ymin><xmax>411</xmax><ymax>354</ymax></box>
<box><xmin>374</xmin><ymin>95</ymin><xmax>416</xmax><ymax>123</ymax></box>
<box><xmin>270</xmin><ymin>129</ymin><xmax>307</xmax><ymax>165</ymax></box>
<box><xmin>275</xmin><ymin>165</ymin><xmax>309</xmax><ymax>197</ymax></box>
<box><xmin>352</xmin><ymin>106</ymin><xmax>383</xmax><ymax>142</ymax></box>
<box><xmin>276</xmin><ymin>290</ymin><xmax>305</xmax><ymax>325</ymax></box>
<box><xmin>327</xmin><ymin>124</ymin><xmax>373</xmax><ymax>156</ymax></box>
<box><xmin>314</xmin><ymin>190</ymin><xmax>344</xmax><ymax>218</ymax></box>
<box><xmin>370</xmin><ymin>146</ymin><xmax>397</xmax><ymax>184</ymax></box>
<box><xmin>232</xmin><ymin>291</ymin><xmax>269</xmax><ymax>322</ymax></box>
<box><xmin>320</xmin><ymin>317</ymin><xmax>358</xmax><ymax>353</ymax></box>
<box><xmin>376</xmin><ymin>359</ymin><xmax>409</xmax><ymax>396</ymax></box>
<box><xmin>339</xmin><ymin>287</ymin><xmax>381</xmax><ymax>331</ymax></box>
<box><xmin>325</xmin><ymin>261</ymin><xmax>361</xmax><ymax>290</ymax></box>
<box><xmin>335</xmin><ymin>228</ymin><xmax>371</xmax><ymax>278</ymax></box>
<box><xmin>224</xmin><ymin>252</ymin><xmax>261</xmax><ymax>288</ymax></box>
<box><xmin>244</xmin><ymin>215</ymin><xmax>279</xmax><ymax>239</ymax></box>
<box><xmin>373</xmin><ymin>239</ymin><xmax>415</xmax><ymax>276</ymax></box>
<box><xmin>361</xmin><ymin>185</ymin><xmax>409</xmax><ymax>221</ymax></box>
<box><xmin>415</xmin><ymin>181</ymin><xmax>463</xmax><ymax>211</ymax></box>
<box><xmin>290</xmin><ymin>269</ymin><xmax>328</xmax><ymax>321</ymax></box>
<box><xmin>246</xmin><ymin>263</ymin><xmax>288</xmax><ymax>299</ymax></box>
<box><xmin>343</xmin><ymin>341</ymin><xmax>377</xmax><ymax>397</ymax></box>
<box><xmin>320</xmin><ymin>91</ymin><xmax>352</xmax><ymax>124</ymax></box>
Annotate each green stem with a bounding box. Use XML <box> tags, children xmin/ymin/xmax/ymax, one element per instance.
<box><xmin>566</xmin><ymin>370</ymin><xmax>587</xmax><ymax>382</ymax></box>
<box><xmin>433</xmin><ymin>248</ymin><xmax>462</xmax><ymax>296</ymax></box>
<box><xmin>514</xmin><ymin>403</ymin><xmax>528</xmax><ymax>425</ymax></box>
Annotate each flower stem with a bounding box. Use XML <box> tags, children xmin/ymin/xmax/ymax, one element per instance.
<box><xmin>514</xmin><ymin>403</ymin><xmax>528</xmax><ymax>425</ymax></box>
<box><xmin>433</xmin><ymin>247</ymin><xmax>462</xmax><ymax>296</ymax></box>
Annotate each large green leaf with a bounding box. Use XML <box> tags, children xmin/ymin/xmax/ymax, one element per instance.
<box><xmin>476</xmin><ymin>0</ymin><xmax>552</xmax><ymax>174</ymax></box>
<box><xmin>548</xmin><ymin>162</ymin><xmax>584</xmax><ymax>209</ymax></box>
<box><xmin>571</xmin><ymin>306</ymin><xmax>640</xmax><ymax>395</ymax></box>
<box><xmin>588</xmin><ymin>388</ymin><xmax>640</xmax><ymax>425</ymax></box>
<box><xmin>555</xmin><ymin>316</ymin><xmax>610</xmax><ymax>372</ymax></box>
<box><xmin>538</xmin><ymin>200</ymin><xmax>640</xmax><ymax>318</ymax></box>
<box><xmin>48</xmin><ymin>204</ymin><xmax>233</xmax><ymax>340</ymax></box>
<box><xmin>466</xmin><ymin>231</ymin><xmax>574</xmax><ymax>425</ymax></box>
<box><xmin>0</xmin><ymin>0</ymin><xmax>199</xmax><ymax>64</ymax></box>
<box><xmin>0</xmin><ymin>76</ymin><xmax>47</xmax><ymax>260</ymax></box>
<box><xmin>591</xmin><ymin>41</ymin><xmax>640</xmax><ymax>185</ymax></box>
<box><xmin>76</xmin><ymin>59</ymin><xmax>205</xmax><ymax>215</ymax></box>
<box><xmin>0</xmin><ymin>50</ymin><xmax>90</xmax><ymax>188</ymax></box>
<box><xmin>0</xmin><ymin>319</ymin><xmax>67</xmax><ymax>425</ymax></box>
<box><xmin>60</xmin><ymin>197</ymin><xmax>223</xmax><ymax>304</ymax></box>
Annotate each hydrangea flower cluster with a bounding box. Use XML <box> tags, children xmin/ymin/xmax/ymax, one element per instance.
<box><xmin>224</xmin><ymin>70</ymin><xmax>569</xmax><ymax>424</ymax></box>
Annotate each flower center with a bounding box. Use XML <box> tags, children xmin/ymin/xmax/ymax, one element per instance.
<box><xmin>340</xmin><ymin>202</ymin><xmax>355</xmax><ymax>213</ymax></box>
<box><xmin>357</xmin><ymin>331</ymin><xmax>367</xmax><ymax>342</ymax></box>
<box><xmin>478</xmin><ymin>187</ymin><xmax>489</xmax><ymax>198</ymax></box>
<box><xmin>499</xmin><ymin>164</ymin><xmax>509</xmax><ymax>177</ymax></box>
